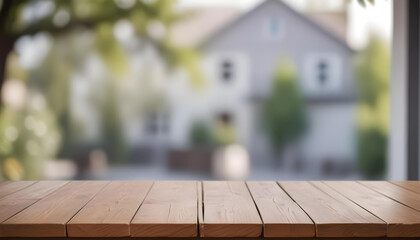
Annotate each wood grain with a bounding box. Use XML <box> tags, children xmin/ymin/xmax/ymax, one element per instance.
<box><xmin>1</xmin><ymin>180</ymin><xmax>419</xmax><ymax>238</ymax></box>
<box><xmin>360</xmin><ymin>181</ymin><xmax>420</xmax><ymax>211</ymax></box>
<box><xmin>0</xmin><ymin>181</ymin><xmax>108</xmax><ymax>237</ymax></box>
<box><xmin>0</xmin><ymin>181</ymin><xmax>35</xmax><ymax>199</ymax></box>
<box><xmin>279</xmin><ymin>181</ymin><xmax>385</xmax><ymax>238</ymax></box>
<box><xmin>131</xmin><ymin>181</ymin><xmax>197</xmax><ymax>237</ymax></box>
<box><xmin>247</xmin><ymin>181</ymin><xmax>314</xmax><ymax>237</ymax></box>
<box><xmin>0</xmin><ymin>181</ymin><xmax>68</xmax><ymax>223</ymax></box>
<box><xmin>67</xmin><ymin>181</ymin><xmax>152</xmax><ymax>237</ymax></box>
<box><xmin>324</xmin><ymin>181</ymin><xmax>420</xmax><ymax>237</ymax></box>
<box><xmin>201</xmin><ymin>181</ymin><xmax>262</xmax><ymax>237</ymax></box>
<box><xmin>390</xmin><ymin>181</ymin><xmax>420</xmax><ymax>194</ymax></box>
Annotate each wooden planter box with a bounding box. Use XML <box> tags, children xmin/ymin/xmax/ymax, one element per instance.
<box><xmin>168</xmin><ymin>148</ymin><xmax>213</xmax><ymax>173</ymax></box>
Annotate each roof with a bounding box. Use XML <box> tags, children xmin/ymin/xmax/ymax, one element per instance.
<box><xmin>197</xmin><ymin>0</ymin><xmax>354</xmax><ymax>53</ymax></box>
<box><xmin>306</xmin><ymin>11</ymin><xmax>348</xmax><ymax>43</ymax></box>
<box><xmin>171</xmin><ymin>7</ymin><xmax>241</xmax><ymax>47</ymax></box>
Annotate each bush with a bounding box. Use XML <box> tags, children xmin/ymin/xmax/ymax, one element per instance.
<box><xmin>189</xmin><ymin>121</ymin><xmax>214</xmax><ymax>147</ymax></box>
<box><xmin>358</xmin><ymin>127</ymin><xmax>387</xmax><ymax>177</ymax></box>
<box><xmin>262</xmin><ymin>60</ymin><xmax>306</xmax><ymax>149</ymax></box>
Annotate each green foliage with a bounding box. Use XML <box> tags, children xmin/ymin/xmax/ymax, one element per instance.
<box><xmin>163</xmin><ymin>42</ymin><xmax>204</xmax><ymax>87</ymax></box>
<box><xmin>356</xmin><ymin>36</ymin><xmax>390</xmax><ymax>177</ymax></box>
<box><xmin>27</xmin><ymin>33</ymin><xmax>91</xmax><ymax>159</ymax></box>
<box><xmin>356</xmin><ymin>37</ymin><xmax>389</xmax><ymax>107</ymax></box>
<box><xmin>262</xmin><ymin>60</ymin><xmax>307</xmax><ymax>149</ymax></box>
<box><xmin>95</xmin><ymin>23</ymin><xmax>129</xmax><ymax>76</ymax></box>
<box><xmin>1</xmin><ymin>0</ymin><xmax>204</xmax><ymax>168</ymax></box>
<box><xmin>213</xmin><ymin>120</ymin><xmax>236</xmax><ymax>146</ymax></box>
<box><xmin>358</xmin><ymin>127</ymin><xmax>386</xmax><ymax>177</ymax></box>
<box><xmin>0</xmin><ymin>90</ymin><xmax>61</xmax><ymax>180</ymax></box>
<box><xmin>100</xmin><ymin>78</ymin><xmax>127</xmax><ymax>164</ymax></box>
<box><xmin>189</xmin><ymin>121</ymin><xmax>214</xmax><ymax>147</ymax></box>
<box><xmin>357</xmin><ymin>0</ymin><xmax>375</xmax><ymax>8</ymax></box>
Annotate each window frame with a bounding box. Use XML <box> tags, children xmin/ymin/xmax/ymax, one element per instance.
<box><xmin>302</xmin><ymin>53</ymin><xmax>342</xmax><ymax>94</ymax></box>
<box><xmin>220</xmin><ymin>59</ymin><xmax>234</xmax><ymax>83</ymax></box>
<box><xmin>407</xmin><ymin>0</ymin><xmax>420</xmax><ymax>180</ymax></box>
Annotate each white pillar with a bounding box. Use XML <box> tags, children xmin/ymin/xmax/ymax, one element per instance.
<box><xmin>388</xmin><ymin>0</ymin><xmax>408</xmax><ymax>180</ymax></box>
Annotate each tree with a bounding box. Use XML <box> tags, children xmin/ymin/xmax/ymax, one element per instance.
<box><xmin>262</xmin><ymin>60</ymin><xmax>307</xmax><ymax>159</ymax></box>
<box><xmin>356</xmin><ymin>36</ymin><xmax>390</xmax><ymax>177</ymax></box>
<box><xmin>0</xmin><ymin>0</ymin><xmax>200</xmax><ymax>101</ymax></box>
<box><xmin>100</xmin><ymin>77</ymin><xmax>127</xmax><ymax>164</ymax></box>
<box><xmin>0</xmin><ymin>0</ymin><xmax>202</xmax><ymax>178</ymax></box>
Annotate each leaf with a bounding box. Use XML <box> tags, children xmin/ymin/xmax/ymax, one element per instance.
<box><xmin>358</xmin><ymin>0</ymin><xmax>366</xmax><ymax>7</ymax></box>
<box><xmin>367</xmin><ymin>0</ymin><xmax>375</xmax><ymax>5</ymax></box>
<box><xmin>3</xmin><ymin>158</ymin><xmax>24</xmax><ymax>180</ymax></box>
<box><xmin>94</xmin><ymin>23</ymin><xmax>129</xmax><ymax>76</ymax></box>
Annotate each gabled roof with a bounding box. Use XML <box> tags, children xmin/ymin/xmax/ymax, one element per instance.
<box><xmin>171</xmin><ymin>7</ymin><xmax>241</xmax><ymax>47</ymax></box>
<box><xmin>199</xmin><ymin>0</ymin><xmax>355</xmax><ymax>53</ymax></box>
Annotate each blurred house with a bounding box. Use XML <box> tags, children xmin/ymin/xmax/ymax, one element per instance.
<box><xmin>69</xmin><ymin>0</ymin><xmax>356</xmax><ymax>172</ymax></box>
<box><xmin>161</xmin><ymin>0</ymin><xmax>357</xmax><ymax>172</ymax></box>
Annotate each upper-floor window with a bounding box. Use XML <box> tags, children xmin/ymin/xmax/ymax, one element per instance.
<box><xmin>303</xmin><ymin>53</ymin><xmax>341</xmax><ymax>93</ymax></box>
<box><xmin>220</xmin><ymin>59</ymin><xmax>234</xmax><ymax>82</ymax></box>
<box><xmin>264</xmin><ymin>17</ymin><xmax>284</xmax><ymax>39</ymax></box>
<box><xmin>317</xmin><ymin>60</ymin><xmax>329</xmax><ymax>85</ymax></box>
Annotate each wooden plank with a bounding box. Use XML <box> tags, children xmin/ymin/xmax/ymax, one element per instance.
<box><xmin>131</xmin><ymin>181</ymin><xmax>197</xmax><ymax>237</ymax></box>
<box><xmin>361</xmin><ymin>181</ymin><xmax>420</xmax><ymax>211</ymax></box>
<box><xmin>324</xmin><ymin>181</ymin><xmax>420</xmax><ymax>237</ymax></box>
<box><xmin>201</xmin><ymin>181</ymin><xmax>262</xmax><ymax>237</ymax></box>
<box><xmin>0</xmin><ymin>181</ymin><xmax>68</xmax><ymax>223</ymax></box>
<box><xmin>247</xmin><ymin>181</ymin><xmax>314</xmax><ymax>237</ymax></box>
<box><xmin>0</xmin><ymin>181</ymin><xmax>108</xmax><ymax>237</ymax></box>
<box><xmin>390</xmin><ymin>181</ymin><xmax>420</xmax><ymax>194</ymax></box>
<box><xmin>279</xmin><ymin>181</ymin><xmax>385</xmax><ymax>238</ymax></box>
<box><xmin>67</xmin><ymin>181</ymin><xmax>152</xmax><ymax>237</ymax></box>
<box><xmin>2</xmin><ymin>237</ymin><xmax>419</xmax><ymax>240</ymax></box>
<box><xmin>0</xmin><ymin>181</ymin><xmax>35</xmax><ymax>200</ymax></box>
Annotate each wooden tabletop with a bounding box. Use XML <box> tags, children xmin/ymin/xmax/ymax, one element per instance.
<box><xmin>0</xmin><ymin>181</ymin><xmax>420</xmax><ymax>239</ymax></box>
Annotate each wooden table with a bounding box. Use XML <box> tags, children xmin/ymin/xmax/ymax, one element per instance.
<box><xmin>0</xmin><ymin>181</ymin><xmax>420</xmax><ymax>239</ymax></box>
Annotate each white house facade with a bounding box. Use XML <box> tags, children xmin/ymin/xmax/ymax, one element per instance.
<box><xmin>139</xmin><ymin>0</ymin><xmax>357</xmax><ymax>171</ymax></box>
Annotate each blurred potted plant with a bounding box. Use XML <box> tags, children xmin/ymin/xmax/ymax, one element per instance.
<box><xmin>168</xmin><ymin>121</ymin><xmax>215</xmax><ymax>173</ymax></box>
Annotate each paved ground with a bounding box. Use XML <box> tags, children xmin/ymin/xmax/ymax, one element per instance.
<box><xmin>90</xmin><ymin>165</ymin><xmax>363</xmax><ymax>181</ymax></box>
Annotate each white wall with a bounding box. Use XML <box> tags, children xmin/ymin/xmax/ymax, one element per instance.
<box><xmin>301</xmin><ymin>103</ymin><xmax>357</xmax><ymax>169</ymax></box>
<box><xmin>167</xmin><ymin>51</ymin><xmax>252</xmax><ymax>148</ymax></box>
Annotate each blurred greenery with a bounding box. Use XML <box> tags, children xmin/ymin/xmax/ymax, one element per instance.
<box><xmin>356</xmin><ymin>36</ymin><xmax>389</xmax><ymax>177</ymax></box>
<box><xmin>262</xmin><ymin>60</ymin><xmax>307</xmax><ymax>154</ymax></box>
<box><xmin>189</xmin><ymin>119</ymin><xmax>237</xmax><ymax>148</ymax></box>
<box><xmin>100</xmin><ymin>77</ymin><xmax>127</xmax><ymax>165</ymax></box>
<box><xmin>358</xmin><ymin>128</ymin><xmax>387</xmax><ymax>177</ymax></box>
<box><xmin>356</xmin><ymin>0</ymin><xmax>375</xmax><ymax>8</ymax></box>
<box><xmin>213</xmin><ymin>120</ymin><xmax>236</xmax><ymax>146</ymax></box>
<box><xmin>189</xmin><ymin>121</ymin><xmax>214</xmax><ymax>148</ymax></box>
<box><xmin>0</xmin><ymin>0</ymin><xmax>203</xmax><ymax>179</ymax></box>
<box><xmin>0</xmin><ymin>91</ymin><xmax>61</xmax><ymax>180</ymax></box>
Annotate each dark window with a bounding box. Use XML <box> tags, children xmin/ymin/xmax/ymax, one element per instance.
<box><xmin>218</xmin><ymin>112</ymin><xmax>233</xmax><ymax>125</ymax></box>
<box><xmin>221</xmin><ymin>60</ymin><xmax>233</xmax><ymax>82</ymax></box>
<box><xmin>145</xmin><ymin>113</ymin><xmax>158</xmax><ymax>135</ymax></box>
<box><xmin>318</xmin><ymin>60</ymin><xmax>329</xmax><ymax>85</ymax></box>
<box><xmin>144</xmin><ymin>111</ymin><xmax>170</xmax><ymax>135</ymax></box>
